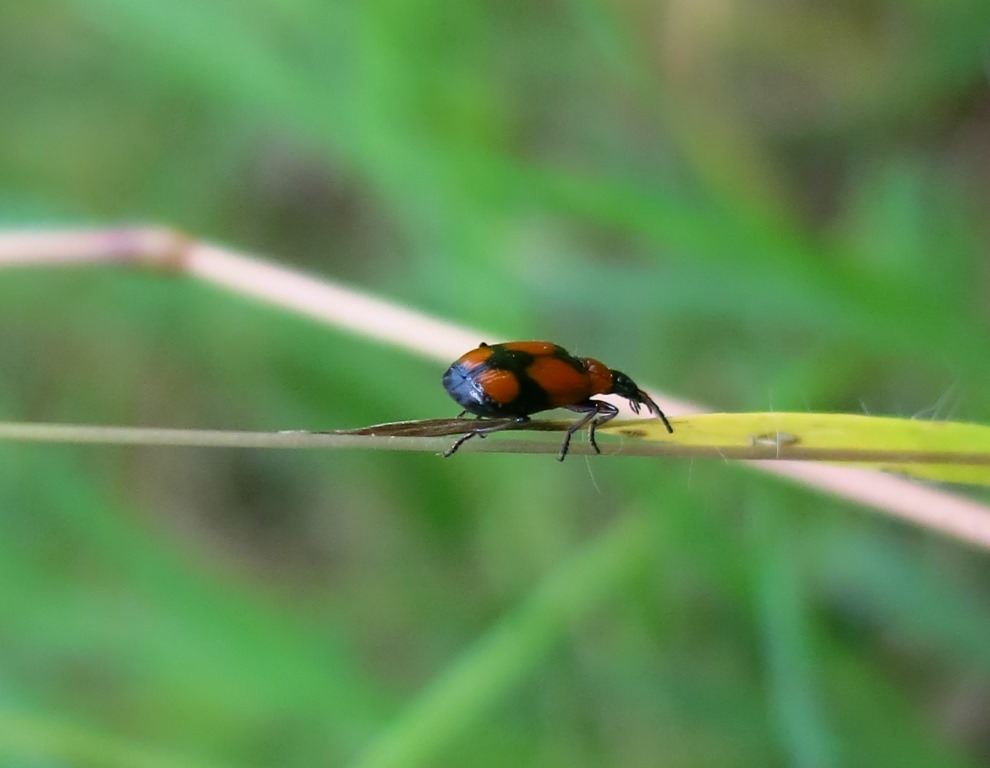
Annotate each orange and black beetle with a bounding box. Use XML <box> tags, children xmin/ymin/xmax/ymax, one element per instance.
<box><xmin>442</xmin><ymin>341</ymin><xmax>672</xmax><ymax>461</ymax></box>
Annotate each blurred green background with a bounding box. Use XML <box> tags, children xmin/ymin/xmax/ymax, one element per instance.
<box><xmin>2</xmin><ymin>0</ymin><xmax>990</xmax><ymax>766</ymax></box>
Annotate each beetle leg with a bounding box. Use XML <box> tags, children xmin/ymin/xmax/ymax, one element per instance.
<box><xmin>587</xmin><ymin>402</ymin><xmax>620</xmax><ymax>452</ymax></box>
<box><xmin>558</xmin><ymin>409</ymin><xmax>596</xmax><ymax>460</ymax></box>
<box><xmin>443</xmin><ymin>416</ymin><xmax>529</xmax><ymax>457</ymax></box>
<box><xmin>561</xmin><ymin>400</ymin><xmax>619</xmax><ymax>461</ymax></box>
<box><xmin>452</xmin><ymin>410</ymin><xmax>489</xmax><ymax>421</ymax></box>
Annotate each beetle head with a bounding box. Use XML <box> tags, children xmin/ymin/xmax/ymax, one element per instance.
<box><xmin>608</xmin><ymin>370</ymin><xmax>655</xmax><ymax>415</ymax></box>
<box><xmin>609</xmin><ymin>370</ymin><xmax>673</xmax><ymax>434</ymax></box>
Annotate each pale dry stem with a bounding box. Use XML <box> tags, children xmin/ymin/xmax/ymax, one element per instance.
<box><xmin>1</xmin><ymin>227</ymin><xmax>989</xmax><ymax>551</ymax></box>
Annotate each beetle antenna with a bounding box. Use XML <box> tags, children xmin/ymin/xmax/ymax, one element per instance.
<box><xmin>638</xmin><ymin>389</ymin><xmax>673</xmax><ymax>433</ymax></box>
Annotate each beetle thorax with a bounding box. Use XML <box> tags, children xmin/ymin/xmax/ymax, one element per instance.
<box><xmin>580</xmin><ymin>357</ymin><xmax>614</xmax><ymax>396</ymax></box>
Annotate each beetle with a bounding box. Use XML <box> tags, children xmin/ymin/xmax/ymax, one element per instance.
<box><xmin>441</xmin><ymin>341</ymin><xmax>673</xmax><ymax>461</ymax></box>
